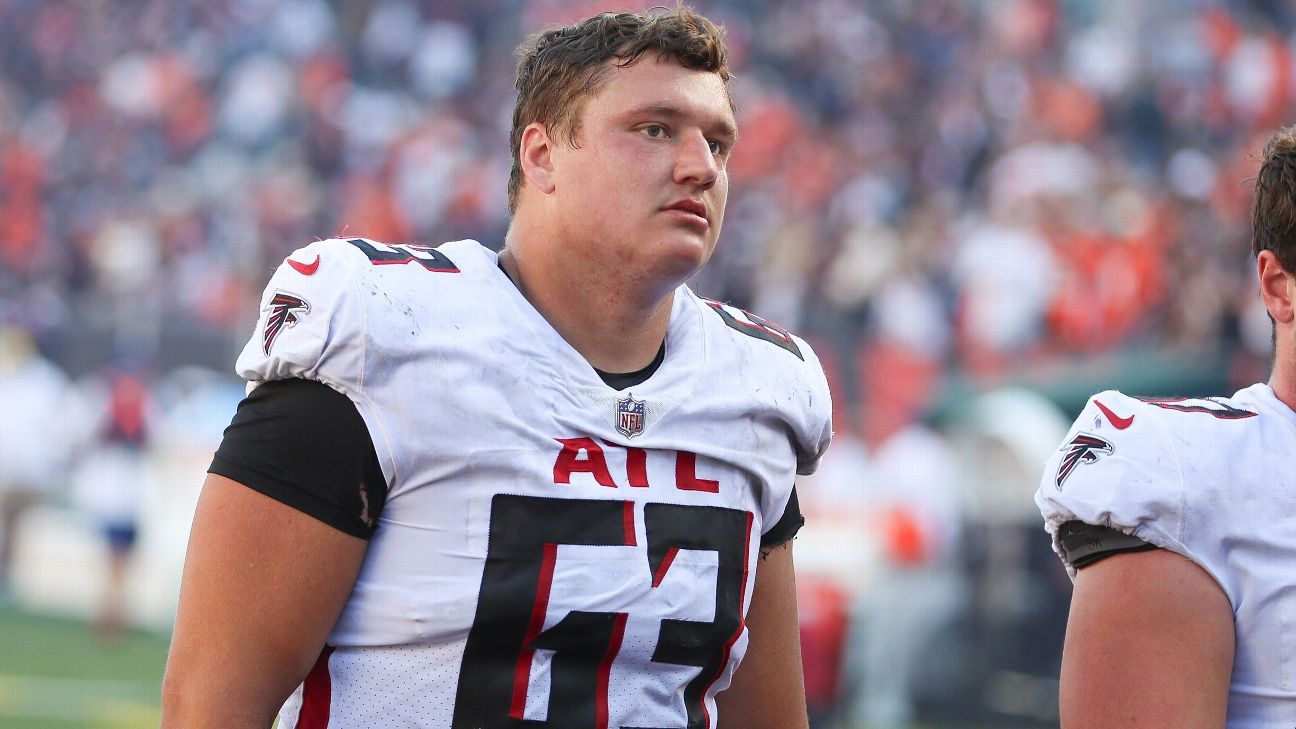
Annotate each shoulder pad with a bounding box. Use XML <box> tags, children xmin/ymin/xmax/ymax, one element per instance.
<box><xmin>690</xmin><ymin>295</ymin><xmax>832</xmax><ymax>475</ymax></box>
<box><xmin>1035</xmin><ymin>390</ymin><xmax>1186</xmax><ymax>573</ymax></box>
<box><xmin>234</xmin><ymin>238</ymin><xmax>372</xmax><ymax>390</ymax></box>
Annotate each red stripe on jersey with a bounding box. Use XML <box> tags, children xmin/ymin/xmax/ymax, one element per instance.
<box><xmin>297</xmin><ymin>645</ymin><xmax>335</xmax><ymax>728</ymax></box>
<box><xmin>652</xmin><ymin>547</ymin><xmax>679</xmax><ymax>588</ymax></box>
<box><xmin>596</xmin><ymin>612</ymin><xmax>629</xmax><ymax>729</ymax></box>
<box><xmin>702</xmin><ymin>512</ymin><xmax>754</xmax><ymax>728</ymax></box>
<box><xmin>511</xmin><ymin>542</ymin><xmax>559</xmax><ymax>719</ymax></box>
<box><xmin>623</xmin><ymin>501</ymin><xmax>637</xmax><ymax>546</ymax></box>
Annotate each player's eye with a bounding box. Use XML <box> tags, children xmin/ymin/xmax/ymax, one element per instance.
<box><xmin>708</xmin><ymin>139</ymin><xmax>727</xmax><ymax>155</ymax></box>
<box><xmin>642</xmin><ymin>124</ymin><xmax>668</xmax><ymax>139</ymax></box>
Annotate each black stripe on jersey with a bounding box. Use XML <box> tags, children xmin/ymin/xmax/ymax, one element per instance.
<box><xmin>1057</xmin><ymin>520</ymin><xmax>1157</xmax><ymax>569</ymax></box>
<box><xmin>760</xmin><ymin>486</ymin><xmax>804</xmax><ymax>548</ymax></box>
<box><xmin>349</xmin><ymin>238</ymin><xmax>460</xmax><ymax>272</ymax></box>
<box><xmin>1134</xmin><ymin>396</ymin><xmax>1258</xmax><ymax>420</ymax></box>
<box><xmin>702</xmin><ymin>299</ymin><xmax>804</xmax><ymax>360</ymax></box>
<box><xmin>209</xmin><ymin>378</ymin><xmax>387</xmax><ymax>539</ymax></box>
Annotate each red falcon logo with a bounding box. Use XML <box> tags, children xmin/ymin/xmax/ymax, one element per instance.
<box><xmin>1055</xmin><ymin>434</ymin><xmax>1113</xmax><ymax>490</ymax></box>
<box><xmin>262</xmin><ymin>291</ymin><xmax>310</xmax><ymax>355</ymax></box>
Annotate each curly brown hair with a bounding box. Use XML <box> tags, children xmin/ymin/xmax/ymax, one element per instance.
<box><xmin>1252</xmin><ymin>126</ymin><xmax>1296</xmax><ymax>274</ymax></box>
<box><xmin>506</xmin><ymin>5</ymin><xmax>731</xmax><ymax>214</ymax></box>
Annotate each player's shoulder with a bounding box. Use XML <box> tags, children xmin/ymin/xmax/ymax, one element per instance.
<box><xmin>263</xmin><ymin>237</ymin><xmax>497</xmax><ymax>314</ymax></box>
<box><xmin>682</xmin><ymin>290</ymin><xmax>833</xmax><ymax>473</ymax></box>
<box><xmin>237</xmin><ymin>238</ymin><xmax>496</xmax><ymax>385</ymax></box>
<box><xmin>687</xmin><ymin>291</ymin><xmax>821</xmax><ymax>373</ymax></box>
<box><xmin>1079</xmin><ymin>388</ymin><xmax>1262</xmax><ymax>453</ymax></box>
<box><xmin>1040</xmin><ymin>387</ymin><xmax>1263</xmax><ymax>528</ymax></box>
<box><xmin>1039</xmin><ymin>386</ymin><xmax>1277</xmax><ymax>586</ymax></box>
<box><xmin>1073</xmin><ymin>386</ymin><xmax>1258</xmax><ymax>433</ymax></box>
<box><xmin>284</xmin><ymin>237</ymin><xmax>487</xmax><ymax>279</ymax></box>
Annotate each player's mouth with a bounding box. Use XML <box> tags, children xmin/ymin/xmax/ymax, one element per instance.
<box><xmin>663</xmin><ymin>199</ymin><xmax>709</xmax><ymax>229</ymax></box>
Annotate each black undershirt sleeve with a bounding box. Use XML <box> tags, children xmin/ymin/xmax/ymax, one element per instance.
<box><xmin>208</xmin><ymin>378</ymin><xmax>387</xmax><ymax>539</ymax></box>
<box><xmin>1057</xmin><ymin>520</ymin><xmax>1157</xmax><ymax>569</ymax></box>
<box><xmin>760</xmin><ymin>485</ymin><xmax>805</xmax><ymax>547</ymax></box>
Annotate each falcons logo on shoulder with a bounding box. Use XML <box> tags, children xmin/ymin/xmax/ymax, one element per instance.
<box><xmin>1055</xmin><ymin>433</ymin><xmax>1113</xmax><ymax>490</ymax></box>
<box><xmin>262</xmin><ymin>291</ymin><xmax>310</xmax><ymax>355</ymax></box>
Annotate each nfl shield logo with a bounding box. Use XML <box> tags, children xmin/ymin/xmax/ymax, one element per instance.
<box><xmin>616</xmin><ymin>394</ymin><xmax>646</xmax><ymax>438</ymax></box>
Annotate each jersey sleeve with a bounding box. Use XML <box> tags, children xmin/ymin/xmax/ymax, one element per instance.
<box><xmin>793</xmin><ymin>337</ymin><xmax>834</xmax><ymax>477</ymax></box>
<box><xmin>228</xmin><ymin>238</ymin><xmax>395</xmax><ymax>517</ymax></box>
<box><xmin>235</xmin><ymin>238</ymin><xmax>369</xmax><ymax>391</ymax></box>
<box><xmin>759</xmin><ymin>485</ymin><xmax>804</xmax><ymax>547</ymax></box>
<box><xmin>1055</xmin><ymin>520</ymin><xmax>1157</xmax><ymax>569</ymax></box>
<box><xmin>1034</xmin><ymin>390</ymin><xmax>1190</xmax><ymax>578</ymax></box>
<box><xmin>757</xmin><ymin>335</ymin><xmax>828</xmax><ymax>547</ymax></box>
<box><xmin>209</xmin><ymin>378</ymin><xmax>387</xmax><ymax>538</ymax></box>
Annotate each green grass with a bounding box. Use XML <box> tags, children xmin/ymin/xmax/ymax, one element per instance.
<box><xmin>0</xmin><ymin>606</ymin><xmax>1004</xmax><ymax>729</ymax></box>
<box><xmin>0</xmin><ymin>606</ymin><xmax>168</xmax><ymax>729</ymax></box>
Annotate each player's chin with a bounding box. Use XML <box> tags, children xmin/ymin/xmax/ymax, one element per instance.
<box><xmin>653</xmin><ymin>231</ymin><xmax>716</xmax><ymax>277</ymax></box>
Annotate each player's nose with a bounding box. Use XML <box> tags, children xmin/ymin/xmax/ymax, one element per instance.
<box><xmin>673</xmin><ymin>131</ymin><xmax>720</xmax><ymax>189</ymax></box>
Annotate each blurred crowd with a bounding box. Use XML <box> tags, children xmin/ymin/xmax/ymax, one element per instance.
<box><xmin>0</xmin><ymin>0</ymin><xmax>1291</xmax><ymax>726</ymax></box>
<box><xmin>0</xmin><ymin>0</ymin><xmax>1282</xmax><ymax>405</ymax></box>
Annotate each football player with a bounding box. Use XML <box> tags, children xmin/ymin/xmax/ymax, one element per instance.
<box><xmin>161</xmin><ymin>7</ymin><xmax>832</xmax><ymax>729</ymax></box>
<box><xmin>1035</xmin><ymin>127</ymin><xmax>1296</xmax><ymax>728</ymax></box>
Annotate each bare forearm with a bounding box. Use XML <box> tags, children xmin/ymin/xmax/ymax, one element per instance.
<box><xmin>715</xmin><ymin>542</ymin><xmax>810</xmax><ymax>729</ymax></box>
<box><xmin>160</xmin><ymin>679</ymin><xmax>280</xmax><ymax>729</ymax></box>
<box><xmin>161</xmin><ymin>636</ymin><xmax>299</xmax><ymax>728</ymax></box>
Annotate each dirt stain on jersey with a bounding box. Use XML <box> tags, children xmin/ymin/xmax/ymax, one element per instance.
<box><xmin>358</xmin><ymin>482</ymin><xmax>373</xmax><ymax>528</ymax></box>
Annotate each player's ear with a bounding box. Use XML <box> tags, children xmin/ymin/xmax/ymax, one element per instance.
<box><xmin>518</xmin><ymin>122</ymin><xmax>557</xmax><ymax>196</ymax></box>
<box><xmin>1259</xmin><ymin>250</ymin><xmax>1295</xmax><ymax>324</ymax></box>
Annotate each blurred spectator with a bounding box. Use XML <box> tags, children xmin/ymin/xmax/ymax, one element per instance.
<box><xmin>949</xmin><ymin>388</ymin><xmax>1075</xmax><ymax>725</ymax></box>
<box><xmin>842</xmin><ymin>422</ymin><xmax>967</xmax><ymax>729</ymax></box>
<box><xmin>0</xmin><ymin>324</ymin><xmax>81</xmax><ymax>596</ymax></box>
<box><xmin>69</xmin><ymin>368</ymin><xmax>156</xmax><ymax>641</ymax></box>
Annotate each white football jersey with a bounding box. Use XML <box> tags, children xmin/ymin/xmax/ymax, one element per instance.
<box><xmin>234</xmin><ymin>238</ymin><xmax>833</xmax><ymax>729</ymax></box>
<box><xmin>1036</xmin><ymin>384</ymin><xmax>1296</xmax><ymax>728</ymax></box>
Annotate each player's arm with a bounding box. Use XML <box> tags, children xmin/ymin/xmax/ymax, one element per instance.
<box><xmin>161</xmin><ymin>379</ymin><xmax>386</xmax><ymax>727</ymax></box>
<box><xmin>161</xmin><ymin>474</ymin><xmax>367</xmax><ymax>727</ymax></box>
<box><xmin>1060</xmin><ymin>545</ymin><xmax>1234</xmax><ymax>729</ymax></box>
<box><xmin>715</xmin><ymin>539</ymin><xmax>810</xmax><ymax>729</ymax></box>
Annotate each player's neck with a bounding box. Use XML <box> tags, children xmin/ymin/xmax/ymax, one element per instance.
<box><xmin>1270</xmin><ymin>337</ymin><xmax>1296</xmax><ymax>412</ymax></box>
<box><xmin>498</xmin><ymin>246</ymin><xmax>673</xmax><ymax>373</ymax></box>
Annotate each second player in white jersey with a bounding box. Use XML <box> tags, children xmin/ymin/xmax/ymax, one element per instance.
<box><xmin>1037</xmin><ymin>385</ymin><xmax>1296</xmax><ymax>728</ymax></box>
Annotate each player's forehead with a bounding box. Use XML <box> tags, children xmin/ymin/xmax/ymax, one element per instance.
<box><xmin>585</xmin><ymin>54</ymin><xmax>736</xmax><ymax>134</ymax></box>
